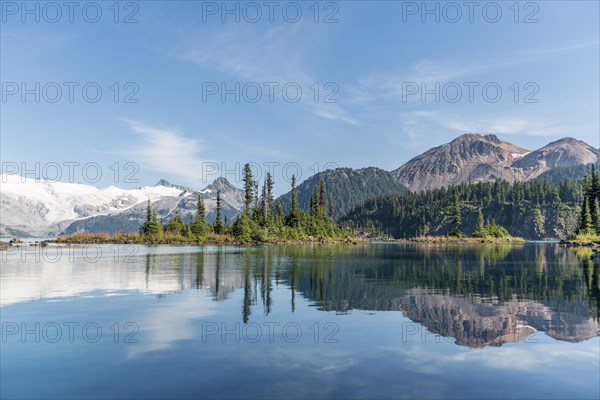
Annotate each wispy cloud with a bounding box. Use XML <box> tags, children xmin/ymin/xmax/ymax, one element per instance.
<box><xmin>174</xmin><ymin>25</ymin><xmax>358</xmax><ymax>126</ymax></box>
<box><xmin>376</xmin><ymin>109</ymin><xmax>585</xmax><ymax>154</ymax></box>
<box><xmin>441</xmin><ymin>115</ymin><xmax>573</xmax><ymax>137</ymax></box>
<box><xmin>178</xmin><ymin>25</ymin><xmax>307</xmax><ymax>83</ymax></box>
<box><xmin>122</xmin><ymin>120</ymin><xmax>212</xmax><ymax>185</ymax></box>
<box><xmin>349</xmin><ymin>40</ymin><xmax>599</xmax><ymax>106</ymax></box>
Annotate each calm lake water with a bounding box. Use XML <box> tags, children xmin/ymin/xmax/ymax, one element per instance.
<box><xmin>1</xmin><ymin>243</ymin><xmax>599</xmax><ymax>399</ymax></box>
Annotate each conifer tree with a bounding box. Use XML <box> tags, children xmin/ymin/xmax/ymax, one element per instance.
<box><xmin>148</xmin><ymin>209</ymin><xmax>162</xmax><ymax>235</ymax></box>
<box><xmin>472</xmin><ymin>209</ymin><xmax>485</xmax><ymax>237</ymax></box>
<box><xmin>140</xmin><ymin>199</ymin><xmax>152</xmax><ymax>235</ymax></box>
<box><xmin>145</xmin><ymin>199</ymin><xmax>152</xmax><ymax>228</ymax></box>
<box><xmin>191</xmin><ymin>196</ymin><xmax>207</xmax><ymax>236</ymax></box>
<box><xmin>167</xmin><ymin>212</ymin><xmax>186</xmax><ymax>235</ymax></box>
<box><xmin>591</xmin><ymin>165</ymin><xmax>598</xmax><ymax>198</ymax></box>
<box><xmin>287</xmin><ymin>175</ymin><xmax>301</xmax><ymax>228</ymax></box>
<box><xmin>594</xmin><ymin>197</ymin><xmax>600</xmax><ymax>234</ymax></box>
<box><xmin>310</xmin><ymin>187</ymin><xmax>319</xmax><ymax>217</ymax></box>
<box><xmin>214</xmin><ymin>190</ymin><xmax>224</xmax><ymax>234</ymax></box>
<box><xmin>328</xmin><ymin>195</ymin><xmax>335</xmax><ymax>221</ymax></box>
<box><xmin>243</xmin><ymin>163</ymin><xmax>253</xmax><ymax>213</ymax></box>
<box><xmin>140</xmin><ymin>202</ymin><xmax>163</xmax><ymax>236</ymax></box>
<box><xmin>452</xmin><ymin>194</ymin><xmax>462</xmax><ymax>236</ymax></box>
<box><xmin>579</xmin><ymin>197</ymin><xmax>594</xmax><ymax>235</ymax></box>
<box><xmin>265</xmin><ymin>172</ymin><xmax>274</xmax><ymax>218</ymax></box>
<box><xmin>253</xmin><ymin>180</ymin><xmax>260</xmax><ymax>209</ymax></box>
<box><xmin>290</xmin><ymin>175</ymin><xmax>299</xmax><ymax>212</ymax></box>
<box><xmin>232</xmin><ymin>213</ymin><xmax>251</xmax><ymax>241</ymax></box>
<box><xmin>454</xmin><ymin>194</ymin><xmax>461</xmax><ymax>226</ymax></box>
<box><xmin>197</xmin><ymin>196</ymin><xmax>205</xmax><ymax>220</ymax></box>
<box><xmin>261</xmin><ymin>180</ymin><xmax>270</xmax><ymax>225</ymax></box>
<box><xmin>318</xmin><ymin>178</ymin><xmax>327</xmax><ymax>220</ymax></box>
<box><xmin>275</xmin><ymin>201</ymin><xmax>284</xmax><ymax>226</ymax></box>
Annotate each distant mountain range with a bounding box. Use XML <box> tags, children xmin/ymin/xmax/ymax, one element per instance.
<box><xmin>0</xmin><ymin>175</ymin><xmax>244</xmax><ymax>237</ymax></box>
<box><xmin>392</xmin><ymin>134</ymin><xmax>598</xmax><ymax>192</ymax></box>
<box><xmin>2</xmin><ymin>133</ymin><xmax>597</xmax><ymax>237</ymax></box>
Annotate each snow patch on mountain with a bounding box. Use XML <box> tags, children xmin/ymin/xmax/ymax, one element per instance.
<box><xmin>0</xmin><ymin>174</ymin><xmax>245</xmax><ymax>237</ymax></box>
<box><xmin>0</xmin><ymin>174</ymin><xmax>188</xmax><ymax>236</ymax></box>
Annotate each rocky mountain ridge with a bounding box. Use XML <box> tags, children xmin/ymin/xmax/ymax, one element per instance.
<box><xmin>391</xmin><ymin>134</ymin><xmax>598</xmax><ymax>192</ymax></box>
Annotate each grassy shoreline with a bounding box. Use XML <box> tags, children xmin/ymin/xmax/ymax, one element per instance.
<box><xmin>46</xmin><ymin>232</ymin><xmax>365</xmax><ymax>246</ymax></box>
<box><xmin>398</xmin><ymin>235</ymin><xmax>526</xmax><ymax>244</ymax></box>
<box><xmin>41</xmin><ymin>232</ymin><xmax>527</xmax><ymax>246</ymax></box>
<box><xmin>7</xmin><ymin>233</ymin><xmax>591</xmax><ymax>248</ymax></box>
<box><xmin>560</xmin><ymin>233</ymin><xmax>600</xmax><ymax>247</ymax></box>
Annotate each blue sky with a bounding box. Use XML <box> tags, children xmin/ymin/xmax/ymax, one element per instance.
<box><xmin>1</xmin><ymin>0</ymin><xmax>599</xmax><ymax>193</ymax></box>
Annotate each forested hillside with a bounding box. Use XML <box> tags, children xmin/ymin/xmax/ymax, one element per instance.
<box><xmin>341</xmin><ymin>179</ymin><xmax>585</xmax><ymax>240</ymax></box>
<box><xmin>277</xmin><ymin>167</ymin><xmax>406</xmax><ymax>219</ymax></box>
<box><xmin>535</xmin><ymin>162</ymin><xmax>600</xmax><ymax>183</ymax></box>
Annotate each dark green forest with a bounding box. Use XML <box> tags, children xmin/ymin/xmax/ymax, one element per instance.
<box><xmin>277</xmin><ymin>167</ymin><xmax>407</xmax><ymax>219</ymax></box>
<box><xmin>341</xmin><ymin>178</ymin><xmax>585</xmax><ymax>240</ymax></box>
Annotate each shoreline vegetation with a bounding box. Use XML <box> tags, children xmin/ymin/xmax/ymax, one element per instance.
<box><xmin>47</xmin><ymin>232</ymin><xmax>362</xmax><ymax>246</ymax></box>
<box><xmin>561</xmin><ymin>233</ymin><xmax>600</xmax><ymax>247</ymax></box>
<box><xmin>399</xmin><ymin>236</ymin><xmax>526</xmax><ymax>244</ymax></box>
<box><xmin>561</xmin><ymin>166</ymin><xmax>600</xmax><ymax>250</ymax></box>
<box><xmin>43</xmin><ymin>232</ymin><xmax>528</xmax><ymax>246</ymax></box>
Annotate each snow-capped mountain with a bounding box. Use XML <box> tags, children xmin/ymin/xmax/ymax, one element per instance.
<box><xmin>0</xmin><ymin>174</ymin><xmax>244</xmax><ymax>237</ymax></box>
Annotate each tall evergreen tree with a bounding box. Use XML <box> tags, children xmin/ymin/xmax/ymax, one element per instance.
<box><xmin>594</xmin><ymin>197</ymin><xmax>600</xmax><ymax>234</ymax></box>
<box><xmin>472</xmin><ymin>209</ymin><xmax>484</xmax><ymax>237</ymax></box>
<box><xmin>310</xmin><ymin>187</ymin><xmax>319</xmax><ymax>217</ymax></box>
<box><xmin>265</xmin><ymin>172</ymin><xmax>274</xmax><ymax>217</ymax></box>
<box><xmin>214</xmin><ymin>190</ymin><xmax>224</xmax><ymax>234</ymax></box>
<box><xmin>197</xmin><ymin>196</ymin><xmax>205</xmax><ymax>220</ymax></box>
<box><xmin>579</xmin><ymin>197</ymin><xmax>594</xmax><ymax>235</ymax></box>
<box><xmin>328</xmin><ymin>195</ymin><xmax>335</xmax><ymax>221</ymax></box>
<box><xmin>260</xmin><ymin>179</ymin><xmax>271</xmax><ymax>225</ymax></box>
<box><xmin>452</xmin><ymin>194</ymin><xmax>462</xmax><ymax>236</ymax></box>
<box><xmin>191</xmin><ymin>196</ymin><xmax>207</xmax><ymax>236</ymax></box>
<box><xmin>140</xmin><ymin>199</ymin><xmax>152</xmax><ymax>235</ymax></box>
<box><xmin>591</xmin><ymin>164</ymin><xmax>598</xmax><ymax>197</ymax></box>
<box><xmin>287</xmin><ymin>175</ymin><xmax>301</xmax><ymax>228</ymax></box>
<box><xmin>149</xmin><ymin>209</ymin><xmax>162</xmax><ymax>235</ymax></box>
<box><xmin>145</xmin><ymin>199</ymin><xmax>152</xmax><ymax>227</ymax></box>
<box><xmin>318</xmin><ymin>178</ymin><xmax>327</xmax><ymax>219</ymax></box>
<box><xmin>253</xmin><ymin>180</ymin><xmax>260</xmax><ymax>209</ymax></box>
<box><xmin>243</xmin><ymin>163</ymin><xmax>254</xmax><ymax>213</ymax></box>
<box><xmin>275</xmin><ymin>201</ymin><xmax>284</xmax><ymax>226</ymax></box>
<box><xmin>140</xmin><ymin>201</ymin><xmax>163</xmax><ymax>236</ymax></box>
<box><xmin>290</xmin><ymin>175</ymin><xmax>299</xmax><ymax>212</ymax></box>
<box><xmin>232</xmin><ymin>213</ymin><xmax>251</xmax><ymax>241</ymax></box>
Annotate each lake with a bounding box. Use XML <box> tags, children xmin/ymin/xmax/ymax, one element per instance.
<box><xmin>1</xmin><ymin>243</ymin><xmax>599</xmax><ymax>399</ymax></box>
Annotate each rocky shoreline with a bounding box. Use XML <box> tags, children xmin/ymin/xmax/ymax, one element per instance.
<box><xmin>0</xmin><ymin>238</ymin><xmax>50</xmax><ymax>250</ymax></box>
<box><xmin>399</xmin><ymin>236</ymin><xmax>526</xmax><ymax>244</ymax></box>
<box><xmin>557</xmin><ymin>239</ymin><xmax>600</xmax><ymax>262</ymax></box>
